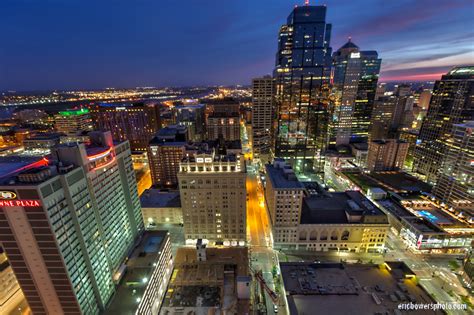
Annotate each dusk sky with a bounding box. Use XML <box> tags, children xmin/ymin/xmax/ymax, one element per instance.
<box><xmin>1</xmin><ymin>0</ymin><xmax>473</xmax><ymax>91</ymax></box>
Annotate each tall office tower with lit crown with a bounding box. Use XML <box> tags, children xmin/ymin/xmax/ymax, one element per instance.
<box><xmin>54</xmin><ymin>108</ymin><xmax>93</xmax><ymax>136</ymax></box>
<box><xmin>330</xmin><ymin>39</ymin><xmax>381</xmax><ymax>146</ymax></box>
<box><xmin>413</xmin><ymin>66</ymin><xmax>474</xmax><ymax>183</ymax></box>
<box><xmin>433</xmin><ymin>121</ymin><xmax>474</xmax><ymax>213</ymax></box>
<box><xmin>0</xmin><ymin>131</ymin><xmax>143</xmax><ymax>315</ymax></box>
<box><xmin>252</xmin><ymin>76</ymin><xmax>275</xmax><ymax>158</ymax></box>
<box><xmin>273</xmin><ymin>4</ymin><xmax>333</xmax><ymax>174</ymax></box>
<box><xmin>91</xmin><ymin>102</ymin><xmax>161</xmax><ymax>152</ymax></box>
<box><xmin>178</xmin><ymin>148</ymin><xmax>246</xmax><ymax>246</ymax></box>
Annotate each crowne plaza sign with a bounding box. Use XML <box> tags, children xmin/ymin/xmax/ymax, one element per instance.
<box><xmin>0</xmin><ymin>191</ymin><xmax>41</xmax><ymax>207</ymax></box>
<box><xmin>0</xmin><ymin>200</ymin><xmax>41</xmax><ymax>207</ymax></box>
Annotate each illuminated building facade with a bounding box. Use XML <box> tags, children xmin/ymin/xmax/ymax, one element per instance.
<box><xmin>178</xmin><ymin>150</ymin><xmax>246</xmax><ymax>246</ymax></box>
<box><xmin>206</xmin><ymin>113</ymin><xmax>240</xmax><ymax>141</ymax></box>
<box><xmin>367</xmin><ymin>139</ymin><xmax>409</xmax><ymax>172</ymax></box>
<box><xmin>413</xmin><ymin>66</ymin><xmax>474</xmax><ymax>183</ymax></box>
<box><xmin>147</xmin><ymin>125</ymin><xmax>188</xmax><ymax>188</ymax></box>
<box><xmin>91</xmin><ymin>102</ymin><xmax>161</xmax><ymax>151</ymax></box>
<box><xmin>265</xmin><ymin>159</ymin><xmax>389</xmax><ymax>252</ymax></box>
<box><xmin>252</xmin><ymin>76</ymin><xmax>275</xmax><ymax>157</ymax></box>
<box><xmin>0</xmin><ymin>131</ymin><xmax>143</xmax><ymax>314</ymax></box>
<box><xmin>54</xmin><ymin>108</ymin><xmax>93</xmax><ymax>136</ymax></box>
<box><xmin>330</xmin><ymin>39</ymin><xmax>381</xmax><ymax>146</ymax></box>
<box><xmin>173</xmin><ymin>104</ymin><xmax>206</xmax><ymax>141</ymax></box>
<box><xmin>273</xmin><ymin>5</ymin><xmax>333</xmax><ymax>174</ymax></box>
<box><xmin>0</xmin><ymin>246</ymin><xmax>26</xmax><ymax>315</ymax></box>
<box><xmin>135</xmin><ymin>231</ymin><xmax>173</xmax><ymax>315</ymax></box>
<box><xmin>433</xmin><ymin>121</ymin><xmax>474</xmax><ymax>213</ymax></box>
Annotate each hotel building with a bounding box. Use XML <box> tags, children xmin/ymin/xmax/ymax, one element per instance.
<box><xmin>0</xmin><ymin>131</ymin><xmax>143</xmax><ymax>314</ymax></box>
<box><xmin>91</xmin><ymin>102</ymin><xmax>161</xmax><ymax>151</ymax></box>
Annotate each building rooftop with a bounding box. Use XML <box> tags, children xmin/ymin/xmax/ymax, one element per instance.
<box><xmin>0</xmin><ymin>156</ymin><xmax>50</xmax><ymax>184</ymax></box>
<box><xmin>56</xmin><ymin>108</ymin><xmax>90</xmax><ymax>116</ymax></box>
<box><xmin>368</xmin><ymin>172</ymin><xmax>432</xmax><ymax>194</ymax></box>
<box><xmin>401</xmin><ymin>217</ymin><xmax>446</xmax><ymax>234</ymax></box>
<box><xmin>281</xmin><ymin>262</ymin><xmax>441</xmax><ymax>315</ymax></box>
<box><xmin>445</xmin><ymin>65</ymin><xmax>474</xmax><ymax>79</ymax></box>
<box><xmin>140</xmin><ymin>189</ymin><xmax>181</xmax><ymax>208</ymax></box>
<box><xmin>202</xmin><ymin>97</ymin><xmax>239</xmax><ymax>105</ymax></box>
<box><xmin>24</xmin><ymin>132</ymin><xmax>65</xmax><ymax>141</ymax></box>
<box><xmin>265</xmin><ymin>159</ymin><xmax>305</xmax><ymax>189</ymax></box>
<box><xmin>104</xmin><ymin>231</ymin><xmax>169</xmax><ymax>315</ymax></box>
<box><xmin>161</xmin><ymin>247</ymin><xmax>249</xmax><ymax>315</ymax></box>
<box><xmin>301</xmin><ymin>191</ymin><xmax>388</xmax><ymax>225</ymax></box>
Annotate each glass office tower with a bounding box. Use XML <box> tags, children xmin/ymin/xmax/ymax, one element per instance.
<box><xmin>413</xmin><ymin>66</ymin><xmax>474</xmax><ymax>184</ymax></box>
<box><xmin>273</xmin><ymin>5</ymin><xmax>333</xmax><ymax>175</ymax></box>
<box><xmin>331</xmin><ymin>39</ymin><xmax>381</xmax><ymax>146</ymax></box>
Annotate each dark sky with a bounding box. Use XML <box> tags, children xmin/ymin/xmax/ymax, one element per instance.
<box><xmin>1</xmin><ymin>0</ymin><xmax>473</xmax><ymax>91</ymax></box>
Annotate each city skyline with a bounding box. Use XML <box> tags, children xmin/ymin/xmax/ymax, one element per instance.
<box><xmin>1</xmin><ymin>0</ymin><xmax>473</xmax><ymax>90</ymax></box>
<box><xmin>0</xmin><ymin>2</ymin><xmax>473</xmax><ymax>315</ymax></box>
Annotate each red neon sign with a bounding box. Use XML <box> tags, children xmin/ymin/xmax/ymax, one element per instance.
<box><xmin>0</xmin><ymin>200</ymin><xmax>41</xmax><ymax>207</ymax></box>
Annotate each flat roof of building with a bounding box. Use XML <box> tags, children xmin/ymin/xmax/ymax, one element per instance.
<box><xmin>369</xmin><ymin>172</ymin><xmax>432</xmax><ymax>193</ymax></box>
<box><xmin>281</xmin><ymin>262</ymin><xmax>441</xmax><ymax>315</ymax></box>
<box><xmin>24</xmin><ymin>132</ymin><xmax>65</xmax><ymax>140</ymax></box>
<box><xmin>161</xmin><ymin>246</ymin><xmax>249</xmax><ymax>314</ymax></box>
<box><xmin>265</xmin><ymin>163</ymin><xmax>305</xmax><ymax>189</ymax></box>
<box><xmin>0</xmin><ymin>156</ymin><xmax>50</xmax><ymax>184</ymax></box>
<box><xmin>301</xmin><ymin>191</ymin><xmax>387</xmax><ymax>224</ymax></box>
<box><xmin>140</xmin><ymin>189</ymin><xmax>181</xmax><ymax>208</ymax></box>
<box><xmin>104</xmin><ymin>231</ymin><xmax>169</xmax><ymax>315</ymax></box>
<box><xmin>401</xmin><ymin>216</ymin><xmax>446</xmax><ymax>234</ymax></box>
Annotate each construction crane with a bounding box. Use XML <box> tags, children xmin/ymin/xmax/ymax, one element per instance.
<box><xmin>253</xmin><ymin>268</ymin><xmax>279</xmax><ymax>304</ymax></box>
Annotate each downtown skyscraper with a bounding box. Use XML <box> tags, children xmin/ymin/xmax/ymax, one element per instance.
<box><xmin>252</xmin><ymin>75</ymin><xmax>275</xmax><ymax>159</ymax></box>
<box><xmin>413</xmin><ymin>66</ymin><xmax>474</xmax><ymax>183</ymax></box>
<box><xmin>273</xmin><ymin>4</ymin><xmax>333</xmax><ymax>174</ymax></box>
<box><xmin>330</xmin><ymin>39</ymin><xmax>381</xmax><ymax>146</ymax></box>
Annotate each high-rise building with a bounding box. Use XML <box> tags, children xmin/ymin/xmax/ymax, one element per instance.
<box><xmin>417</xmin><ymin>90</ymin><xmax>432</xmax><ymax>111</ymax></box>
<box><xmin>0</xmin><ymin>131</ymin><xmax>143</xmax><ymax>314</ymax></box>
<box><xmin>331</xmin><ymin>39</ymin><xmax>381</xmax><ymax>145</ymax></box>
<box><xmin>173</xmin><ymin>104</ymin><xmax>206</xmax><ymax>141</ymax></box>
<box><xmin>367</xmin><ymin>139</ymin><xmax>409</xmax><ymax>172</ymax></box>
<box><xmin>147</xmin><ymin>125</ymin><xmax>188</xmax><ymax>188</ymax></box>
<box><xmin>251</xmin><ymin>76</ymin><xmax>275</xmax><ymax>157</ymax></box>
<box><xmin>203</xmin><ymin>97</ymin><xmax>240</xmax><ymax>115</ymax></box>
<box><xmin>54</xmin><ymin>108</ymin><xmax>93</xmax><ymax>136</ymax></box>
<box><xmin>433</xmin><ymin>121</ymin><xmax>474</xmax><ymax>213</ymax></box>
<box><xmin>375</xmin><ymin>83</ymin><xmax>386</xmax><ymax>100</ymax></box>
<box><xmin>391</xmin><ymin>95</ymin><xmax>415</xmax><ymax>132</ymax></box>
<box><xmin>413</xmin><ymin>66</ymin><xmax>474</xmax><ymax>183</ymax></box>
<box><xmin>0</xmin><ymin>246</ymin><xmax>27</xmax><ymax>315</ymax></box>
<box><xmin>206</xmin><ymin>113</ymin><xmax>240</xmax><ymax>141</ymax></box>
<box><xmin>178</xmin><ymin>148</ymin><xmax>246</xmax><ymax>246</ymax></box>
<box><xmin>370</xmin><ymin>94</ymin><xmax>415</xmax><ymax>140</ymax></box>
<box><xmin>91</xmin><ymin>102</ymin><xmax>161</xmax><ymax>152</ymax></box>
<box><xmin>264</xmin><ymin>159</ymin><xmax>306</xmax><ymax>245</ymax></box>
<box><xmin>273</xmin><ymin>4</ymin><xmax>333</xmax><ymax>174</ymax></box>
<box><xmin>395</xmin><ymin>84</ymin><xmax>411</xmax><ymax>97</ymax></box>
<box><xmin>370</xmin><ymin>95</ymin><xmax>398</xmax><ymax>140</ymax></box>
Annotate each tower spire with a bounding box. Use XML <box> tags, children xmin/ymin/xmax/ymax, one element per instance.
<box><xmin>305</xmin><ymin>0</ymin><xmax>309</xmax><ymax>6</ymax></box>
